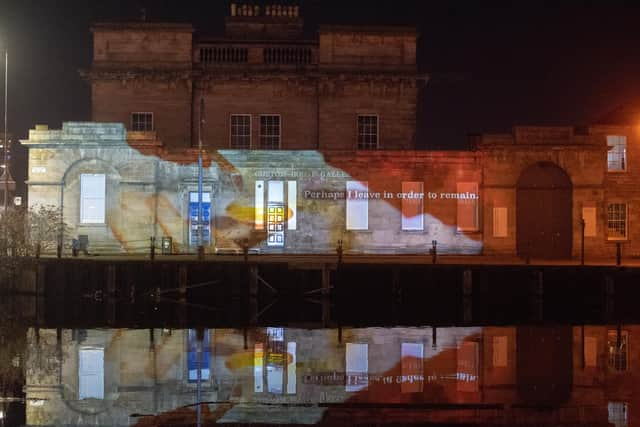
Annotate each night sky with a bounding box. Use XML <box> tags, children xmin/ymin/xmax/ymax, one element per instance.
<box><xmin>2</xmin><ymin>0</ymin><xmax>640</xmax><ymax>193</ymax></box>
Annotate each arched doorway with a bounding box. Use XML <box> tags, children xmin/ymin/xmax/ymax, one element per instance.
<box><xmin>516</xmin><ymin>162</ymin><xmax>572</xmax><ymax>259</ymax></box>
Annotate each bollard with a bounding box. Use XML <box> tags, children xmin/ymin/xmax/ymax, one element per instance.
<box><xmin>336</xmin><ymin>239</ymin><xmax>343</xmax><ymax>265</ymax></box>
<box><xmin>197</xmin><ymin>245</ymin><xmax>204</xmax><ymax>261</ymax></box>
<box><xmin>242</xmin><ymin>238</ymin><xmax>249</xmax><ymax>262</ymax></box>
<box><xmin>150</xmin><ymin>237</ymin><xmax>156</xmax><ymax>260</ymax></box>
<box><xmin>616</xmin><ymin>242</ymin><xmax>622</xmax><ymax>266</ymax></box>
<box><xmin>72</xmin><ymin>238</ymin><xmax>79</xmax><ymax>257</ymax></box>
<box><xmin>56</xmin><ymin>243</ymin><xmax>62</xmax><ymax>259</ymax></box>
<box><xmin>35</xmin><ymin>242</ymin><xmax>41</xmax><ymax>259</ymax></box>
<box><xmin>430</xmin><ymin>240</ymin><xmax>437</xmax><ymax>264</ymax></box>
<box><xmin>580</xmin><ymin>218</ymin><xmax>585</xmax><ymax>265</ymax></box>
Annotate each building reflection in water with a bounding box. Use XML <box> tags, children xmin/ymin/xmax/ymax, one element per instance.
<box><xmin>19</xmin><ymin>326</ymin><xmax>639</xmax><ymax>426</ymax></box>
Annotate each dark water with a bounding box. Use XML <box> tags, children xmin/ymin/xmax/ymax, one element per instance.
<box><xmin>1</xmin><ymin>323</ymin><xmax>636</xmax><ymax>426</ymax></box>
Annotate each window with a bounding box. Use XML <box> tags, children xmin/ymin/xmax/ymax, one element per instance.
<box><xmin>346</xmin><ymin>181</ymin><xmax>368</xmax><ymax>230</ymax></box>
<box><xmin>584</xmin><ymin>336</ymin><xmax>597</xmax><ymax>368</ymax></box>
<box><xmin>607</xmin><ymin>203</ymin><xmax>627</xmax><ymax>240</ymax></box>
<box><xmin>492</xmin><ymin>336</ymin><xmax>508</xmax><ymax>368</ymax></box>
<box><xmin>260</xmin><ymin>115</ymin><xmax>281</xmax><ymax>149</ymax></box>
<box><xmin>357</xmin><ymin>115</ymin><xmax>378</xmax><ymax>150</ymax></box>
<box><xmin>230</xmin><ymin>114</ymin><xmax>251</xmax><ymax>149</ymax></box>
<box><xmin>607</xmin><ymin>329</ymin><xmax>628</xmax><ymax>371</ymax></box>
<box><xmin>187</xmin><ymin>329</ymin><xmax>211</xmax><ymax>382</ymax></box>
<box><xmin>492</xmin><ymin>207</ymin><xmax>508</xmax><ymax>237</ymax></box>
<box><xmin>582</xmin><ymin>206</ymin><xmax>597</xmax><ymax>237</ymax></box>
<box><xmin>401</xmin><ymin>182</ymin><xmax>424</xmax><ymax>230</ymax></box>
<box><xmin>80</xmin><ymin>174</ymin><xmax>106</xmax><ymax>224</ymax></box>
<box><xmin>607</xmin><ymin>135</ymin><xmax>627</xmax><ymax>171</ymax></box>
<box><xmin>457</xmin><ymin>182</ymin><xmax>479</xmax><ymax>232</ymax></box>
<box><xmin>131</xmin><ymin>112</ymin><xmax>153</xmax><ymax>131</ymax></box>
<box><xmin>608</xmin><ymin>402</ymin><xmax>628</xmax><ymax>427</ymax></box>
<box><xmin>79</xmin><ymin>347</ymin><xmax>104</xmax><ymax>399</ymax></box>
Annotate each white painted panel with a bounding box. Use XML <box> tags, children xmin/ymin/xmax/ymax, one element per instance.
<box><xmin>268</xmin><ymin>180</ymin><xmax>284</xmax><ymax>203</ymax></box>
<box><xmin>287</xmin><ymin>181</ymin><xmax>297</xmax><ymax>230</ymax></box>
<box><xmin>401</xmin><ymin>182</ymin><xmax>424</xmax><ymax>231</ymax></box>
<box><xmin>255</xmin><ymin>181</ymin><xmax>264</xmax><ymax>230</ymax></box>
<box><xmin>80</xmin><ymin>174</ymin><xmax>106</xmax><ymax>224</ymax></box>
<box><xmin>346</xmin><ymin>181</ymin><xmax>368</xmax><ymax>230</ymax></box>
<box><xmin>287</xmin><ymin>342</ymin><xmax>296</xmax><ymax>394</ymax></box>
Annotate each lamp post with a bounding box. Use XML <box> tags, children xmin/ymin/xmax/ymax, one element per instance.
<box><xmin>2</xmin><ymin>48</ymin><xmax>7</xmax><ymax>213</ymax></box>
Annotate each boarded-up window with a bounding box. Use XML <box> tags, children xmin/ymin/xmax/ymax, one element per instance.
<box><xmin>401</xmin><ymin>343</ymin><xmax>424</xmax><ymax>393</ymax></box>
<box><xmin>492</xmin><ymin>207</ymin><xmax>508</xmax><ymax>237</ymax></box>
<box><xmin>346</xmin><ymin>343</ymin><xmax>368</xmax><ymax>392</ymax></box>
<box><xmin>584</xmin><ymin>336</ymin><xmax>597</xmax><ymax>368</ymax></box>
<box><xmin>255</xmin><ymin>181</ymin><xmax>265</xmax><ymax>230</ymax></box>
<box><xmin>492</xmin><ymin>336</ymin><xmax>508</xmax><ymax>368</ymax></box>
<box><xmin>287</xmin><ymin>181</ymin><xmax>297</xmax><ymax>230</ymax></box>
<box><xmin>401</xmin><ymin>182</ymin><xmax>424</xmax><ymax>230</ymax></box>
<box><xmin>457</xmin><ymin>182</ymin><xmax>479</xmax><ymax>231</ymax></box>
<box><xmin>287</xmin><ymin>342</ymin><xmax>297</xmax><ymax>395</ymax></box>
<box><xmin>457</xmin><ymin>341</ymin><xmax>479</xmax><ymax>392</ymax></box>
<box><xmin>346</xmin><ymin>181</ymin><xmax>368</xmax><ymax>230</ymax></box>
<box><xmin>79</xmin><ymin>347</ymin><xmax>104</xmax><ymax>400</ymax></box>
<box><xmin>583</xmin><ymin>206</ymin><xmax>597</xmax><ymax>237</ymax></box>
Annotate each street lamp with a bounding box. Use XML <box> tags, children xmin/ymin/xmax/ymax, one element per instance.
<box><xmin>2</xmin><ymin>47</ymin><xmax>7</xmax><ymax>212</ymax></box>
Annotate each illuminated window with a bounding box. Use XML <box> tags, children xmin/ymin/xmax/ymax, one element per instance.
<box><xmin>608</xmin><ymin>402</ymin><xmax>628</xmax><ymax>427</ymax></box>
<box><xmin>607</xmin><ymin>203</ymin><xmax>627</xmax><ymax>240</ymax></box>
<box><xmin>187</xmin><ymin>329</ymin><xmax>211</xmax><ymax>382</ymax></box>
<box><xmin>346</xmin><ymin>181</ymin><xmax>368</xmax><ymax>230</ymax></box>
<box><xmin>492</xmin><ymin>207</ymin><xmax>508</xmax><ymax>237</ymax></box>
<box><xmin>131</xmin><ymin>112</ymin><xmax>153</xmax><ymax>131</ymax></box>
<box><xmin>584</xmin><ymin>336</ymin><xmax>597</xmax><ymax>368</ymax></box>
<box><xmin>78</xmin><ymin>347</ymin><xmax>104</xmax><ymax>399</ymax></box>
<box><xmin>607</xmin><ymin>329</ymin><xmax>628</xmax><ymax>371</ymax></box>
<box><xmin>607</xmin><ymin>135</ymin><xmax>627</xmax><ymax>171</ymax></box>
<box><xmin>260</xmin><ymin>115</ymin><xmax>281</xmax><ymax>149</ymax></box>
<box><xmin>80</xmin><ymin>174</ymin><xmax>106</xmax><ymax>224</ymax></box>
<box><xmin>230</xmin><ymin>114</ymin><xmax>251</xmax><ymax>149</ymax></box>
<box><xmin>401</xmin><ymin>182</ymin><xmax>424</xmax><ymax>230</ymax></box>
<box><xmin>457</xmin><ymin>182</ymin><xmax>479</xmax><ymax>232</ymax></box>
<box><xmin>492</xmin><ymin>336</ymin><xmax>508</xmax><ymax>368</ymax></box>
<box><xmin>357</xmin><ymin>115</ymin><xmax>378</xmax><ymax>150</ymax></box>
<box><xmin>582</xmin><ymin>206</ymin><xmax>597</xmax><ymax>237</ymax></box>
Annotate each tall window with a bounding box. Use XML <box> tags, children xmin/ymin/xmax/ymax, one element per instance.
<box><xmin>608</xmin><ymin>402</ymin><xmax>628</xmax><ymax>427</ymax></box>
<box><xmin>230</xmin><ymin>114</ymin><xmax>251</xmax><ymax>149</ymax></box>
<box><xmin>131</xmin><ymin>112</ymin><xmax>154</xmax><ymax>131</ymax></box>
<box><xmin>457</xmin><ymin>182</ymin><xmax>479</xmax><ymax>232</ymax></box>
<box><xmin>80</xmin><ymin>174</ymin><xmax>106</xmax><ymax>224</ymax></box>
<box><xmin>607</xmin><ymin>329</ymin><xmax>628</xmax><ymax>371</ymax></box>
<box><xmin>357</xmin><ymin>115</ymin><xmax>378</xmax><ymax>150</ymax></box>
<box><xmin>607</xmin><ymin>135</ymin><xmax>627</xmax><ymax>171</ymax></box>
<box><xmin>260</xmin><ymin>115</ymin><xmax>281</xmax><ymax>149</ymax></box>
<box><xmin>401</xmin><ymin>182</ymin><xmax>424</xmax><ymax>230</ymax></box>
<box><xmin>607</xmin><ymin>203</ymin><xmax>627</xmax><ymax>240</ymax></box>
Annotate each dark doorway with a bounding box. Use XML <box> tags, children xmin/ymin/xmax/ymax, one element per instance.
<box><xmin>516</xmin><ymin>162</ymin><xmax>572</xmax><ymax>259</ymax></box>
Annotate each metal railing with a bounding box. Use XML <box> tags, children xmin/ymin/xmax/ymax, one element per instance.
<box><xmin>264</xmin><ymin>46</ymin><xmax>313</xmax><ymax>65</ymax></box>
<box><xmin>199</xmin><ymin>46</ymin><xmax>248</xmax><ymax>65</ymax></box>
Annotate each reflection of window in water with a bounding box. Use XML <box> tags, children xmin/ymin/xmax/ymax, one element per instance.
<box><xmin>254</xmin><ymin>327</ymin><xmax>296</xmax><ymax>394</ymax></box>
<box><xmin>607</xmin><ymin>330</ymin><xmax>628</xmax><ymax>371</ymax></box>
<box><xmin>78</xmin><ymin>347</ymin><xmax>104</xmax><ymax>400</ymax></box>
<box><xmin>608</xmin><ymin>401</ymin><xmax>628</xmax><ymax>427</ymax></box>
<box><xmin>188</xmin><ymin>329</ymin><xmax>211</xmax><ymax>382</ymax></box>
<box><xmin>346</xmin><ymin>343</ymin><xmax>368</xmax><ymax>392</ymax></box>
<box><xmin>456</xmin><ymin>341</ymin><xmax>479</xmax><ymax>392</ymax></box>
<box><xmin>401</xmin><ymin>343</ymin><xmax>423</xmax><ymax>393</ymax></box>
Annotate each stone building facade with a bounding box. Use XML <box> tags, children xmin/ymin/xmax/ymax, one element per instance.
<box><xmin>23</xmin><ymin>325</ymin><xmax>640</xmax><ymax>426</ymax></box>
<box><xmin>20</xmin><ymin>3</ymin><xmax>640</xmax><ymax>259</ymax></box>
